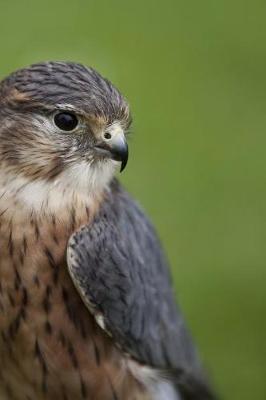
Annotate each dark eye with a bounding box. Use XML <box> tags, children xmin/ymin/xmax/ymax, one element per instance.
<box><xmin>54</xmin><ymin>112</ymin><xmax>78</xmax><ymax>131</ymax></box>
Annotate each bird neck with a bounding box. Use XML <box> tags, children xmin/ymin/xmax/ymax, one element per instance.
<box><xmin>0</xmin><ymin>169</ymin><xmax>105</xmax><ymax>222</ymax></box>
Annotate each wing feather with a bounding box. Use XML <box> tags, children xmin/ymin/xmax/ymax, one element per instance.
<box><xmin>67</xmin><ymin>179</ymin><xmax>215</xmax><ymax>399</ymax></box>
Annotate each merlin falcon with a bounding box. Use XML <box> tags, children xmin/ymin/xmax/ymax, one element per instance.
<box><xmin>0</xmin><ymin>62</ymin><xmax>215</xmax><ymax>400</ymax></box>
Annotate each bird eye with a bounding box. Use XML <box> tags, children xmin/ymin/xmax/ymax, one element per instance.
<box><xmin>54</xmin><ymin>112</ymin><xmax>78</xmax><ymax>132</ymax></box>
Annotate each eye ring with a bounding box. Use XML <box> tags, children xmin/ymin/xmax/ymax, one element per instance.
<box><xmin>54</xmin><ymin>111</ymin><xmax>79</xmax><ymax>132</ymax></box>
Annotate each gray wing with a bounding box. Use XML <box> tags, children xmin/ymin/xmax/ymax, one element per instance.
<box><xmin>67</xmin><ymin>180</ymin><xmax>215</xmax><ymax>400</ymax></box>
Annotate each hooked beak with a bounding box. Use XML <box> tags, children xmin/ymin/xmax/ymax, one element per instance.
<box><xmin>94</xmin><ymin>131</ymin><xmax>128</xmax><ymax>172</ymax></box>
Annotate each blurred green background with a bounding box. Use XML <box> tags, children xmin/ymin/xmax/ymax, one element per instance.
<box><xmin>1</xmin><ymin>0</ymin><xmax>266</xmax><ymax>398</ymax></box>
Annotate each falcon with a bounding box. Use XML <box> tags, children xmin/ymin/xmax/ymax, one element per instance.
<box><xmin>0</xmin><ymin>62</ymin><xmax>215</xmax><ymax>400</ymax></box>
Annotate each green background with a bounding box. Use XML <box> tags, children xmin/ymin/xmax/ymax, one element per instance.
<box><xmin>1</xmin><ymin>0</ymin><xmax>266</xmax><ymax>398</ymax></box>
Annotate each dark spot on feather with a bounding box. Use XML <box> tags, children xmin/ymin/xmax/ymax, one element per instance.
<box><xmin>34</xmin><ymin>223</ymin><xmax>40</xmax><ymax>241</ymax></box>
<box><xmin>46</xmin><ymin>285</ymin><xmax>52</xmax><ymax>296</ymax></box>
<box><xmin>33</xmin><ymin>275</ymin><xmax>40</xmax><ymax>287</ymax></box>
<box><xmin>51</xmin><ymin>214</ymin><xmax>56</xmax><ymax>226</ymax></box>
<box><xmin>52</xmin><ymin>233</ymin><xmax>59</xmax><ymax>245</ymax></box>
<box><xmin>53</xmin><ymin>269</ymin><xmax>59</xmax><ymax>285</ymax></box>
<box><xmin>44</xmin><ymin>321</ymin><xmax>52</xmax><ymax>335</ymax></box>
<box><xmin>62</xmin><ymin>287</ymin><xmax>69</xmax><ymax>303</ymax></box>
<box><xmin>43</xmin><ymin>286</ymin><xmax>52</xmax><ymax>314</ymax></box>
<box><xmin>23</xmin><ymin>234</ymin><xmax>28</xmax><ymax>254</ymax></box>
<box><xmin>1</xmin><ymin>331</ymin><xmax>8</xmax><ymax>343</ymax></box>
<box><xmin>8</xmin><ymin>293</ymin><xmax>15</xmax><ymax>307</ymax></box>
<box><xmin>19</xmin><ymin>250</ymin><xmax>25</xmax><ymax>265</ymax></box>
<box><xmin>0</xmin><ymin>208</ymin><xmax>8</xmax><ymax>217</ymax></box>
<box><xmin>58</xmin><ymin>331</ymin><xmax>66</xmax><ymax>347</ymax></box>
<box><xmin>67</xmin><ymin>341</ymin><xmax>79</xmax><ymax>369</ymax></box>
<box><xmin>70</xmin><ymin>207</ymin><xmax>76</xmax><ymax>231</ymax></box>
<box><xmin>20</xmin><ymin>307</ymin><xmax>27</xmax><ymax>321</ymax></box>
<box><xmin>34</xmin><ymin>339</ymin><xmax>41</xmax><ymax>358</ymax></box>
<box><xmin>34</xmin><ymin>339</ymin><xmax>48</xmax><ymax>393</ymax></box>
<box><xmin>22</xmin><ymin>287</ymin><xmax>28</xmax><ymax>306</ymax></box>
<box><xmin>14</xmin><ymin>267</ymin><xmax>22</xmax><ymax>291</ymax></box>
<box><xmin>85</xmin><ymin>206</ymin><xmax>90</xmax><ymax>217</ymax></box>
<box><xmin>8</xmin><ymin>230</ymin><xmax>14</xmax><ymax>257</ymax></box>
<box><xmin>44</xmin><ymin>247</ymin><xmax>56</xmax><ymax>269</ymax></box>
<box><xmin>8</xmin><ymin>313</ymin><xmax>21</xmax><ymax>339</ymax></box>
<box><xmin>79</xmin><ymin>376</ymin><xmax>87</xmax><ymax>399</ymax></box>
<box><xmin>44</xmin><ymin>247</ymin><xmax>59</xmax><ymax>284</ymax></box>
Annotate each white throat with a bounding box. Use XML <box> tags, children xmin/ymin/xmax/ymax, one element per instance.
<box><xmin>0</xmin><ymin>160</ymin><xmax>117</xmax><ymax>215</ymax></box>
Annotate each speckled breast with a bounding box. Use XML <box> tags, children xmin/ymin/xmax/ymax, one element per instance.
<box><xmin>0</xmin><ymin>203</ymin><xmax>148</xmax><ymax>400</ymax></box>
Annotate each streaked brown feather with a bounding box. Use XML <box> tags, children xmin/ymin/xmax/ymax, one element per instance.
<box><xmin>0</xmin><ymin>193</ymin><xmax>150</xmax><ymax>400</ymax></box>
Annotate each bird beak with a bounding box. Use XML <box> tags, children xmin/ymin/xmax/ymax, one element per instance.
<box><xmin>94</xmin><ymin>130</ymin><xmax>128</xmax><ymax>172</ymax></box>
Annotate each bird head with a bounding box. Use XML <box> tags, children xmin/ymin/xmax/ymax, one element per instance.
<box><xmin>0</xmin><ymin>62</ymin><xmax>131</xmax><ymax>211</ymax></box>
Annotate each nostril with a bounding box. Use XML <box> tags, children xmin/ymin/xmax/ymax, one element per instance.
<box><xmin>104</xmin><ymin>132</ymin><xmax>112</xmax><ymax>140</ymax></box>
